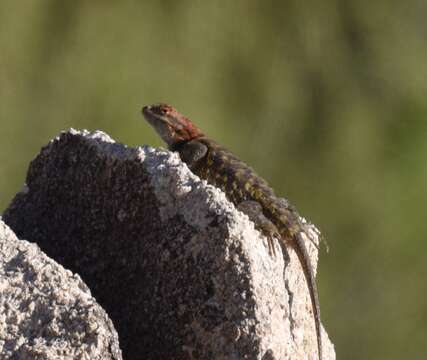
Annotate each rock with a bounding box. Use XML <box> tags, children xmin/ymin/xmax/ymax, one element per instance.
<box><xmin>3</xmin><ymin>129</ymin><xmax>335</xmax><ymax>359</ymax></box>
<box><xmin>0</xmin><ymin>218</ymin><xmax>122</xmax><ymax>360</ymax></box>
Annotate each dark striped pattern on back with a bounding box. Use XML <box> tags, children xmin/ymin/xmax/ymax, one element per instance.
<box><xmin>193</xmin><ymin>137</ymin><xmax>304</xmax><ymax>239</ymax></box>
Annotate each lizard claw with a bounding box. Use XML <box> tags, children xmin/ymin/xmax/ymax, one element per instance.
<box><xmin>267</xmin><ymin>236</ymin><xmax>277</xmax><ymax>257</ymax></box>
<box><xmin>306</xmin><ymin>230</ymin><xmax>329</xmax><ymax>254</ymax></box>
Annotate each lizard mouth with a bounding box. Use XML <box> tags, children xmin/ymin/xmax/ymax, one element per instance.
<box><xmin>142</xmin><ymin>105</ymin><xmax>162</xmax><ymax>126</ymax></box>
<box><xmin>142</xmin><ymin>104</ymin><xmax>169</xmax><ymax>118</ymax></box>
<box><xmin>142</xmin><ymin>105</ymin><xmax>156</xmax><ymax>119</ymax></box>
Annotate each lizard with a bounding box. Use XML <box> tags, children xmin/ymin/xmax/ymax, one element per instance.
<box><xmin>142</xmin><ymin>103</ymin><xmax>323</xmax><ymax>360</ymax></box>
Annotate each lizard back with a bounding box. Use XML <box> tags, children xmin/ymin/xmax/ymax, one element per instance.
<box><xmin>193</xmin><ymin>137</ymin><xmax>305</xmax><ymax>240</ymax></box>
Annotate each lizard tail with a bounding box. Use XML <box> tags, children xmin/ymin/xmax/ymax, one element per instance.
<box><xmin>293</xmin><ymin>232</ymin><xmax>322</xmax><ymax>360</ymax></box>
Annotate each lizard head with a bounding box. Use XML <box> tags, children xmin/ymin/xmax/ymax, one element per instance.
<box><xmin>142</xmin><ymin>104</ymin><xmax>203</xmax><ymax>147</ymax></box>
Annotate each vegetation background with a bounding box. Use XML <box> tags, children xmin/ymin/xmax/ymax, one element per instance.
<box><xmin>1</xmin><ymin>1</ymin><xmax>426</xmax><ymax>359</ymax></box>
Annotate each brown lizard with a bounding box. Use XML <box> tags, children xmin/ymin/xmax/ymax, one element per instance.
<box><xmin>142</xmin><ymin>103</ymin><xmax>323</xmax><ymax>359</ymax></box>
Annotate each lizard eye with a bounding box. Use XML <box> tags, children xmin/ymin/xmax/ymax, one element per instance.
<box><xmin>158</xmin><ymin>104</ymin><xmax>171</xmax><ymax>115</ymax></box>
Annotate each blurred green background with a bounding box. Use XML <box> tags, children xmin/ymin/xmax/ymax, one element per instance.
<box><xmin>1</xmin><ymin>1</ymin><xmax>426</xmax><ymax>359</ymax></box>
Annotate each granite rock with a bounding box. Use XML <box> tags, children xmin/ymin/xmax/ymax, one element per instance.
<box><xmin>3</xmin><ymin>130</ymin><xmax>335</xmax><ymax>359</ymax></box>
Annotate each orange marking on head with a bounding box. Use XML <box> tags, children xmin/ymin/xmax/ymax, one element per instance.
<box><xmin>143</xmin><ymin>103</ymin><xmax>204</xmax><ymax>146</ymax></box>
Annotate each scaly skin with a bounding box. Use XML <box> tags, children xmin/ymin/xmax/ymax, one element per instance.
<box><xmin>142</xmin><ymin>103</ymin><xmax>323</xmax><ymax>359</ymax></box>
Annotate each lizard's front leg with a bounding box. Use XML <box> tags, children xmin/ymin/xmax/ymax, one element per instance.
<box><xmin>237</xmin><ymin>200</ymin><xmax>279</xmax><ymax>256</ymax></box>
<box><xmin>175</xmin><ymin>140</ymin><xmax>208</xmax><ymax>168</ymax></box>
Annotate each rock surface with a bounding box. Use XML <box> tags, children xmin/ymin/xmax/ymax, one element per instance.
<box><xmin>0</xmin><ymin>218</ymin><xmax>122</xmax><ymax>360</ymax></box>
<box><xmin>3</xmin><ymin>129</ymin><xmax>335</xmax><ymax>360</ymax></box>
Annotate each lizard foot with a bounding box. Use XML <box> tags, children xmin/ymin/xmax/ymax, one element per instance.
<box><xmin>237</xmin><ymin>200</ymin><xmax>280</xmax><ymax>258</ymax></box>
